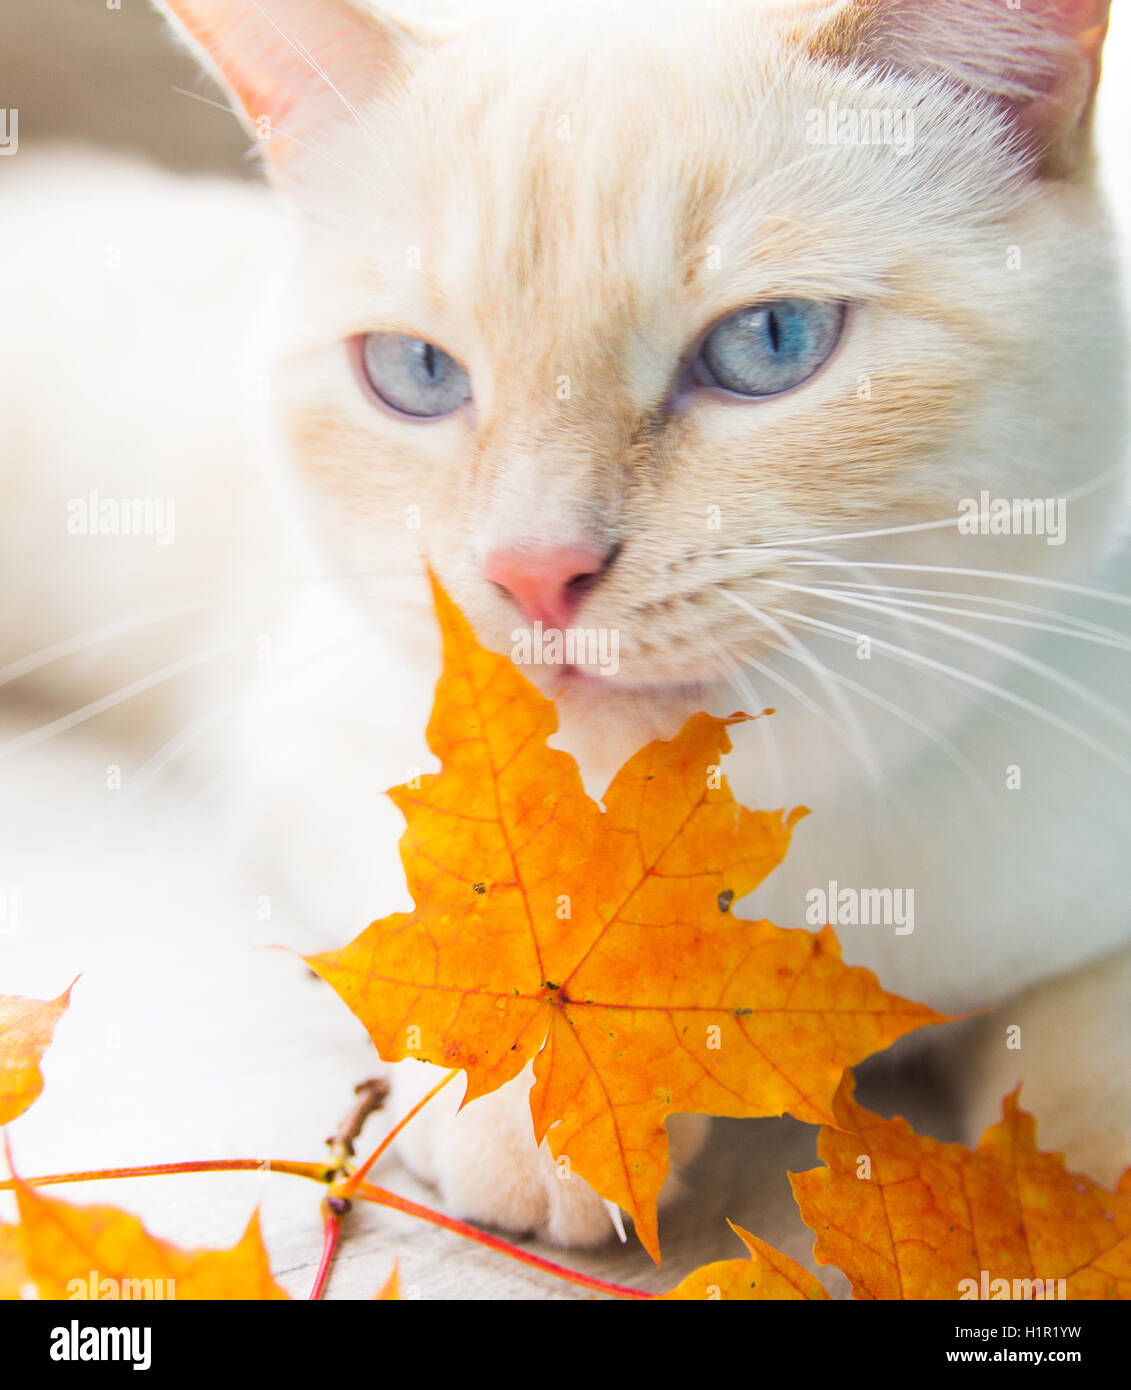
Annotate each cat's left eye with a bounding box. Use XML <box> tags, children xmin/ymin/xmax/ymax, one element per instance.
<box><xmin>694</xmin><ymin>299</ymin><xmax>845</xmax><ymax>398</ymax></box>
<box><xmin>358</xmin><ymin>332</ymin><xmax>472</xmax><ymax>418</ymax></box>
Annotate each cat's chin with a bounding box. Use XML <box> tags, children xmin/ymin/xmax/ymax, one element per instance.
<box><xmin>537</xmin><ymin>666</ymin><xmax>728</xmax><ymax>795</ymax></box>
<box><xmin>551</xmin><ymin>664</ymin><xmax>712</xmax><ymax>702</ymax></box>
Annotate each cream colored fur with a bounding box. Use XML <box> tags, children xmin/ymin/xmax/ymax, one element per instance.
<box><xmin>2</xmin><ymin>0</ymin><xmax>1129</xmax><ymax>1248</ymax></box>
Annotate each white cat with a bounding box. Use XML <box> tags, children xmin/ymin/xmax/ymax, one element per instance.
<box><xmin>2</xmin><ymin>0</ymin><xmax>1128</xmax><ymax>1251</ymax></box>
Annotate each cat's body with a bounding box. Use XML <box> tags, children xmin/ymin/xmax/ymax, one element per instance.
<box><xmin>2</xmin><ymin>0</ymin><xmax>1129</xmax><ymax>1249</ymax></box>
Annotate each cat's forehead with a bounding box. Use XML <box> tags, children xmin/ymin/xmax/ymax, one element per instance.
<box><xmin>310</xmin><ymin>2</ymin><xmax>1020</xmax><ymax>405</ymax></box>
<box><xmin>415</xmin><ymin>24</ymin><xmax>761</xmax><ymax>265</ymax></box>
<box><xmin>367</xmin><ymin>39</ymin><xmax>804</xmax><ymax>297</ymax></box>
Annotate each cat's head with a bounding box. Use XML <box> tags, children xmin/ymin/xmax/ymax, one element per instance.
<box><xmin>161</xmin><ymin>0</ymin><xmax>1124</xmax><ymax>771</ymax></box>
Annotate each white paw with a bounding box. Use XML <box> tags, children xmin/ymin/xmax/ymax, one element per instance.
<box><xmin>390</xmin><ymin>1062</ymin><xmax>709</xmax><ymax>1249</ymax></box>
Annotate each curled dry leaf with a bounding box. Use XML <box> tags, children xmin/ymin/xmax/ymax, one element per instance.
<box><xmin>791</xmin><ymin>1075</ymin><xmax>1131</xmax><ymax>1300</ymax></box>
<box><xmin>13</xmin><ymin>1181</ymin><xmax>288</xmax><ymax>1300</ymax></box>
<box><xmin>662</xmin><ymin>1221</ymin><xmax>828</xmax><ymax>1300</ymax></box>
<box><xmin>0</xmin><ymin>983</ymin><xmax>75</xmax><ymax>1125</ymax></box>
<box><xmin>307</xmin><ymin>580</ymin><xmax>945</xmax><ymax>1260</ymax></box>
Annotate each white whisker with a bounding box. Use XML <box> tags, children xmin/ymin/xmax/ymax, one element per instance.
<box><xmin>785</xmin><ymin>559</ymin><xmax>1131</xmax><ymax>608</ymax></box>
<box><xmin>719</xmin><ymin>462</ymin><xmax>1127</xmax><ymax>554</ymax></box>
<box><xmin>793</xmin><ymin>580</ymin><xmax>1131</xmax><ymax>649</ymax></box>
<box><xmin>772</xmin><ymin>605</ymin><xmax>1131</xmax><ymax>775</ymax></box>
<box><xmin>765</xmin><ymin>579</ymin><xmax>1131</xmax><ymax>739</ymax></box>
<box><xmin>0</xmin><ymin>593</ymin><xmax>226</xmax><ymax>689</ymax></box>
<box><xmin>756</xmin><ymin>630</ymin><xmax>990</xmax><ymax>800</ymax></box>
<box><xmin>722</xmin><ymin>518</ymin><xmax>967</xmax><ymax>552</ymax></box>
<box><xmin>707</xmin><ymin>640</ymin><xmax>787</xmax><ymax>802</ymax></box>
<box><xmin>818</xmin><ymin>590</ymin><xmax>1129</xmax><ymax>650</ymax></box>
<box><xmin>721</xmin><ymin>590</ymin><xmax>884</xmax><ymax>786</ymax></box>
<box><xmin>0</xmin><ymin>639</ymin><xmax>246</xmax><ymax>761</ymax></box>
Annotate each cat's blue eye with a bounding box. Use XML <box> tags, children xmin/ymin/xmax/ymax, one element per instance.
<box><xmin>359</xmin><ymin>332</ymin><xmax>472</xmax><ymax>418</ymax></box>
<box><xmin>695</xmin><ymin>300</ymin><xmax>844</xmax><ymax>398</ymax></box>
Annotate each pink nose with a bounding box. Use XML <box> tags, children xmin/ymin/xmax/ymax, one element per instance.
<box><xmin>485</xmin><ymin>545</ymin><xmax>610</xmax><ymax>629</ymax></box>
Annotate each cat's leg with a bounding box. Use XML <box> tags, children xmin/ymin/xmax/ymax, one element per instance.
<box><xmin>959</xmin><ymin>944</ymin><xmax>1131</xmax><ymax>1186</ymax></box>
<box><xmin>389</xmin><ymin>1061</ymin><xmax>711</xmax><ymax>1248</ymax></box>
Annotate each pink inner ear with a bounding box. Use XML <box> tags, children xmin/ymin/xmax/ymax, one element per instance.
<box><xmin>1036</xmin><ymin>0</ymin><xmax>1111</xmax><ymax>78</ymax></box>
<box><xmin>1023</xmin><ymin>0</ymin><xmax>1112</xmax><ymax>140</ymax></box>
<box><xmin>162</xmin><ymin>0</ymin><xmax>404</xmax><ymax>155</ymax></box>
<box><xmin>1058</xmin><ymin>0</ymin><xmax>1111</xmax><ymax>34</ymax></box>
<box><xmin>253</xmin><ymin>28</ymin><xmax>373</xmax><ymax>131</ymax></box>
<box><xmin>813</xmin><ymin>0</ymin><xmax>1115</xmax><ymax>176</ymax></box>
<box><xmin>1072</xmin><ymin>9</ymin><xmax>1112</xmax><ymax>116</ymax></box>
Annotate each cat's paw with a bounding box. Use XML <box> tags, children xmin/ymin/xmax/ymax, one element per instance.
<box><xmin>389</xmin><ymin>1062</ymin><xmax>709</xmax><ymax>1249</ymax></box>
<box><xmin>960</xmin><ymin>945</ymin><xmax>1131</xmax><ymax>1188</ymax></box>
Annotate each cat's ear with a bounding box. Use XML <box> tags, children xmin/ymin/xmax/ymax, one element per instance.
<box><xmin>802</xmin><ymin>0</ymin><xmax>1112</xmax><ymax>177</ymax></box>
<box><xmin>157</xmin><ymin>0</ymin><xmax>423</xmax><ymax>177</ymax></box>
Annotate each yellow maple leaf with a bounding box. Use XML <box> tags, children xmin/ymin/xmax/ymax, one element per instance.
<box><xmin>662</xmin><ymin>1221</ymin><xmax>828</xmax><ymax>1300</ymax></box>
<box><xmin>791</xmin><ymin>1074</ymin><xmax>1131</xmax><ymax>1300</ymax></box>
<box><xmin>0</xmin><ymin>1222</ymin><xmax>25</xmax><ymax>1300</ymax></box>
<box><xmin>308</xmin><ymin>580</ymin><xmax>945</xmax><ymax>1260</ymax></box>
<box><xmin>0</xmin><ymin>984</ymin><xmax>74</xmax><ymax>1126</ymax></box>
<box><xmin>14</xmin><ymin>1181</ymin><xmax>289</xmax><ymax>1300</ymax></box>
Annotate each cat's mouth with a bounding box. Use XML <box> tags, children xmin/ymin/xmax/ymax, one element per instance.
<box><xmin>524</xmin><ymin>662</ymin><xmax>728</xmax><ymax>775</ymax></box>
<box><xmin>462</xmin><ymin>587</ymin><xmax>730</xmax><ymax>712</ymax></box>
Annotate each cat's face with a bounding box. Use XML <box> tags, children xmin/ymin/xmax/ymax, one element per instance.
<box><xmin>167</xmin><ymin>0</ymin><xmax>1124</xmax><ymax>761</ymax></box>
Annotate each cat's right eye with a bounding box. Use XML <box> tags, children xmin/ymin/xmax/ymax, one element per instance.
<box><xmin>694</xmin><ymin>299</ymin><xmax>845</xmax><ymax>398</ymax></box>
<box><xmin>357</xmin><ymin>332</ymin><xmax>472</xmax><ymax>419</ymax></box>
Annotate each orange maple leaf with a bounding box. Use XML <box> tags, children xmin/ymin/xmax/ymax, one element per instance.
<box><xmin>308</xmin><ymin>580</ymin><xmax>945</xmax><ymax>1260</ymax></box>
<box><xmin>12</xmin><ymin>1180</ymin><xmax>289</xmax><ymax>1299</ymax></box>
<box><xmin>791</xmin><ymin>1074</ymin><xmax>1131</xmax><ymax>1300</ymax></box>
<box><xmin>0</xmin><ymin>983</ymin><xmax>74</xmax><ymax>1126</ymax></box>
<box><xmin>661</xmin><ymin>1221</ymin><xmax>829</xmax><ymax>1300</ymax></box>
<box><xmin>0</xmin><ymin>1223</ymin><xmax>23</xmax><ymax>1300</ymax></box>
